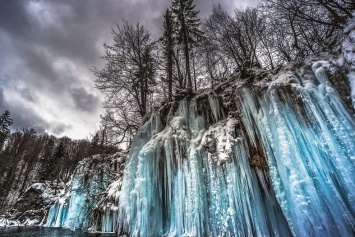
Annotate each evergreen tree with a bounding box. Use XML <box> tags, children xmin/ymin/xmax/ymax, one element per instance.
<box><xmin>0</xmin><ymin>110</ymin><xmax>13</xmax><ymax>149</ymax></box>
<box><xmin>171</xmin><ymin>0</ymin><xmax>201</xmax><ymax>92</ymax></box>
<box><xmin>161</xmin><ymin>9</ymin><xmax>174</xmax><ymax>102</ymax></box>
<box><xmin>53</xmin><ymin>141</ymin><xmax>65</xmax><ymax>161</ymax></box>
<box><xmin>39</xmin><ymin>138</ymin><xmax>55</xmax><ymax>182</ymax></box>
<box><xmin>40</xmin><ymin>141</ymin><xmax>66</xmax><ymax>183</ymax></box>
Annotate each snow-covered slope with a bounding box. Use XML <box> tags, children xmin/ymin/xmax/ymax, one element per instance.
<box><xmin>0</xmin><ymin>182</ymin><xmax>58</xmax><ymax>227</ymax></box>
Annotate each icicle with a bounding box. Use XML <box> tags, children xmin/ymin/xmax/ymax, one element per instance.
<box><xmin>208</xmin><ymin>95</ymin><xmax>225</xmax><ymax>122</ymax></box>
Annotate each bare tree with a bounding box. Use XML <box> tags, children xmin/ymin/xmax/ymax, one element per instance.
<box><xmin>259</xmin><ymin>0</ymin><xmax>354</xmax><ymax>63</ymax></box>
<box><xmin>93</xmin><ymin>21</ymin><xmax>158</xmax><ymax>144</ymax></box>
<box><xmin>202</xmin><ymin>5</ymin><xmax>265</xmax><ymax>79</ymax></box>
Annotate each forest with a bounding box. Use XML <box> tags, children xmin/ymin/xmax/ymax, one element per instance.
<box><xmin>0</xmin><ymin>110</ymin><xmax>118</xmax><ymax>211</ymax></box>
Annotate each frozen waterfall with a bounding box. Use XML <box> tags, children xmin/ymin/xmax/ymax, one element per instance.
<box><xmin>45</xmin><ymin>156</ymin><xmax>111</xmax><ymax>230</ymax></box>
<box><xmin>45</xmin><ymin>58</ymin><xmax>355</xmax><ymax>236</ymax></box>
<box><xmin>100</xmin><ymin>59</ymin><xmax>355</xmax><ymax>236</ymax></box>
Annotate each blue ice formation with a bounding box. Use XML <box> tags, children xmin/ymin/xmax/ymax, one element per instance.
<box><xmin>100</xmin><ymin>59</ymin><xmax>355</xmax><ymax>236</ymax></box>
<box><xmin>45</xmin><ymin>157</ymin><xmax>110</xmax><ymax>229</ymax></box>
<box><xmin>46</xmin><ymin>58</ymin><xmax>355</xmax><ymax>236</ymax></box>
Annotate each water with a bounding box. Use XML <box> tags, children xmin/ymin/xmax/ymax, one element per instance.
<box><xmin>0</xmin><ymin>227</ymin><xmax>117</xmax><ymax>237</ymax></box>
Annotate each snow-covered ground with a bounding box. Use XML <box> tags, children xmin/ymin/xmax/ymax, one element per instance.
<box><xmin>0</xmin><ymin>182</ymin><xmax>58</xmax><ymax>227</ymax></box>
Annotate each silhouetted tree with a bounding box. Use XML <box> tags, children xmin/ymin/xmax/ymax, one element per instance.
<box><xmin>93</xmin><ymin>21</ymin><xmax>158</xmax><ymax>144</ymax></box>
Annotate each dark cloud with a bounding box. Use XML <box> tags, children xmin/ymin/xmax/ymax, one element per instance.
<box><xmin>20</xmin><ymin>88</ymin><xmax>36</xmax><ymax>102</ymax></box>
<box><xmin>21</xmin><ymin>46</ymin><xmax>58</xmax><ymax>84</ymax></box>
<box><xmin>0</xmin><ymin>0</ymin><xmax>32</xmax><ymax>38</ymax></box>
<box><xmin>11</xmin><ymin>110</ymin><xmax>48</xmax><ymax>134</ymax></box>
<box><xmin>70</xmin><ymin>87</ymin><xmax>100</xmax><ymax>112</ymax></box>
<box><xmin>8</xmin><ymin>102</ymin><xmax>51</xmax><ymax>134</ymax></box>
<box><xmin>8</xmin><ymin>102</ymin><xmax>71</xmax><ymax>136</ymax></box>
<box><xmin>0</xmin><ymin>76</ymin><xmax>68</xmax><ymax>136</ymax></box>
<box><xmin>0</xmin><ymin>0</ymin><xmax>258</xmax><ymax>138</ymax></box>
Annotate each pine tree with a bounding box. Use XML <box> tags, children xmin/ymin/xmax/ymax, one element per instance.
<box><xmin>39</xmin><ymin>138</ymin><xmax>55</xmax><ymax>182</ymax></box>
<box><xmin>0</xmin><ymin>110</ymin><xmax>13</xmax><ymax>148</ymax></box>
<box><xmin>171</xmin><ymin>0</ymin><xmax>201</xmax><ymax>93</ymax></box>
<box><xmin>54</xmin><ymin>142</ymin><xmax>65</xmax><ymax>159</ymax></box>
<box><xmin>161</xmin><ymin>9</ymin><xmax>174</xmax><ymax>102</ymax></box>
<box><xmin>52</xmin><ymin>141</ymin><xmax>66</xmax><ymax>193</ymax></box>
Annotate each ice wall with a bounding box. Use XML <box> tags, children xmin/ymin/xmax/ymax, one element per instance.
<box><xmin>238</xmin><ymin>60</ymin><xmax>355</xmax><ymax>236</ymax></box>
<box><xmin>106</xmin><ymin>98</ymin><xmax>291</xmax><ymax>236</ymax></box>
<box><xmin>45</xmin><ymin>157</ymin><xmax>110</xmax><ymax>230</ymax></box>
<box><xmin>103</xmin><ymin>58</ymin><xmax>355</xmax><ymax>236</ymax></box>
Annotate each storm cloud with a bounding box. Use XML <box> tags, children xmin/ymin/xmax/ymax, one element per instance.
<box><xmin>70</xmin><ymin>87</ymin><xmax>100</xmax><ymax>112</ymax></box>
<box><xmin>0</xmin><ymin>0</ymin><xmax>258</xmax><ymax>139</ymax></box>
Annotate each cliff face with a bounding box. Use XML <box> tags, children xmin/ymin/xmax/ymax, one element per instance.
<box><xmin>88</xmin><ymin>53</ymin><xmax>355</xmax><ymax>236</ymax></box>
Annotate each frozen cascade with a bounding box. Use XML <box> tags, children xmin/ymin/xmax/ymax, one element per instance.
<box><xmin>107</xmin><ymin>96</ymin><xmax>290</xmax><ymax>236</ymax></box>
<box><xmin>237</xmin><ymin>62</ymin><xmax>355</xmax><ymax>236</ymax></box>
<box><xmin>101</xmin><ymin>59</ymin><xmax>355</xmax><ymax>236</ymax></box>
<box><xmin>46</xmin><ymin>59</ymin><xmax>355</xmax><ymax>235</ymax></box>
<box><xmin>45</xmin><ymin>157</ymin><xmax>110</xmax><ymax>229</ymax></box>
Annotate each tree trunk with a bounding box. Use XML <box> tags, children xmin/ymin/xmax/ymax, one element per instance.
<box><xmin>168</xmin><ymin>55</ymin><xmax>173</xmax><ymax>101</ymax></box>
<box><xmin>183</xmin><ymin>26</ymin><xmax>192</xmax><ymax>92</ymax></box>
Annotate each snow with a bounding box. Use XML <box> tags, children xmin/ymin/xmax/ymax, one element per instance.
<box><xmin>30</xmin><ymin>183</ymin><xmax>57</xmax><ymax>205</ymax></box>
<box><xmin>0</xmin><ymin>182</ymin><xmax>58</xmax><ymax>228</ymax></box>
<box><xmin>0</xmin><ymin>218</ymin><xmax>19</xmax><ymax>227</ymax></box>
<box><xmin>0</xmin><ymin>217</ymin><xmax>39</xmax><ymax>227</ymax></box>
<box><xmin>268</xmin><ymin>71</ymin><xmax>296</xmax><ymax>87</ymax></box>
<box><xmin>198</xmin><ymin>118</ymin><xmax>239</xmax><ymax>165</ymax></box>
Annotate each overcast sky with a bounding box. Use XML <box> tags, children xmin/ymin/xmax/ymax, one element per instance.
<box><xmin>0</xmin><ymin>0</ymin><xmax>258</xmax><ymax>139</ymax></box>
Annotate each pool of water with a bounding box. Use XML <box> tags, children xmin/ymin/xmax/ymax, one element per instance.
<box><xmin>0</xmin><ymin>227</ymin><xmax>118</xmax><ymax>237</ymax></box>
